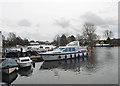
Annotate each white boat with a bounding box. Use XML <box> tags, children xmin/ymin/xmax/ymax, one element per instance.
<box><xmin>0</xmin><ymin>58</ymin><xmax>18</xmax><ymax>74</ymax></box>
<box><xmin>27</xmin><ymin>43</ymin><xmax>56</xmax><ymax>52</ymax></box>
<box><xmin>17</xmin><ymin>57</ymin><xmax>32</xmax><ymax>67</ymax></box>
<box><xmin>39</xmin><ymin>41</ymin><xmax>89</xmax><ymax>61</ymax></box>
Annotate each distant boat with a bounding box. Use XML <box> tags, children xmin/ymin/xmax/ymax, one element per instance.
<box><xmin>17</xmin><ymin>57</ymin><xmax>32</xmax><ymax>67</ymax></box>
<box><xmin>39</xmin><ymin>41</ymin><xmax>89</xmax><ymax>61</ymax></box>
<box><xmin>0</xmin><ymin>58</ymin><xmax>18</xmax><ymax>74</ymax></box>
<box><xmin>27</xmin><ymin>44</ymin><xmax>56</xmax><ymax>52</ymax></box>
<box><xmin>91</xmin><ymin>44</ymin><xmax>114</xmax><ymax>47</ymax></box>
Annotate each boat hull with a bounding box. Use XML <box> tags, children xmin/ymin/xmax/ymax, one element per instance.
<box><xmin>41</xmin><ymin>52</ymin><xmax>88</xmax><ymax>61</ymax></box>
<box><xmin>91</xmin><ymin>44</ymin><xmax>114</xmax><ymax>47</ymax></box>
<box><xmin>2</xmin><ymin>67</ymin><xmax>18</xmax><ymax>74</ymax></box>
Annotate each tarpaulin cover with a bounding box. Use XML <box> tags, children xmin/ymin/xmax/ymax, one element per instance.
<box><xmin>0</xmin><ymin>58</ymin><xmax>18</xmax><ymax>69</ymax></box>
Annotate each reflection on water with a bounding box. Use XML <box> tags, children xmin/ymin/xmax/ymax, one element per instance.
<box><xmin>18</xmin><ymin>66</ymin><xmax>33</xmax><ymax>77</ymax></box>
<box><xmin>1</xmin><ymin>47</ymin><xmax>118</xmax><ymax>84</ymax></box>
<box><xmin>2</xmin><ymin>66</ymin><xmax>34</xmax><ymax>85</ymax></box>
<box><xmin>41</xmin><ymin>59</ymin><xmax>88</xmax><ymax>72</ymax></box>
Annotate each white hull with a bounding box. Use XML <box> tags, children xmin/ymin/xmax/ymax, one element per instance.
<box><xmin>40</xmin><ymin>41</ymin><xmax>89</xmax><ymax>61</ymax></box>
<box><xmin>2</xmin><ymin>67</ymin><xmax>17</xmax><ymax>74</ymax></box>
<box><xmin>41</xmin><ymin>52</ymin><xmax>88</xmax><ymax>61</ymax></box>
<box><xmin>19</xmin><ymin>62</ymin><xmax>32</xmax><ymax>67</ymax></box>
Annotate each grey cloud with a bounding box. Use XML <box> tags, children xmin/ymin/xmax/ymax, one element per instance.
<box><xmin>54</xmin><ymin>18</ymin><xmax>81</xmax><ymax>32</ymax></box>
<box><xmin>36</xmin><ymin>24</ymin><xmax>40</xmax><ymax>27</ymax></box>
<box><xmin>55</xmin><ymin>18</ymin><xmax>70</xmax><ymax>28</ymax></box>
<box><xmin>81</xmin><ymin>12</ymin><xmax>117</xmax><ymax>27</ymax></box>
<box><xmin>17</xmin><ymin>19</ymin><xmax>32</xmax><ymax>27</ymax></box>
<box><xmin>54</xmin><ymin>18</ymin><xmax>82</xmax><ymax>33</ymax></box>
<box><xmin>81</xmin><ymin>12</ymin><xmax>105</xmax><ymax>26</ymax></box>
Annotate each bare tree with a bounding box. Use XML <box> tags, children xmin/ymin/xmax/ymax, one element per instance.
<box><xmin>76</xmin><ymin>34</ymin><xmax>84</xmax><ymax>41</ymax></box>
<box><xmin>7</xmin><ymin>32</ymin><xmax>16</xmax><ymax>41</ymax></box>
<box><xmin>54</xmin><ymin>35</ymin><xmax>60</xmax><ymax>46</ymax></box>
<box><xmin>104</xmin><ymin>30</ymin><xmax>114</xmax><ymax>40</ymax></box>
<box><xmin>82</xmin><ymin>23</ymin><xmax>99</xmax><ymax>46</ymax></box>
<box><xmin>2</xmin><ymin>35</ymin><xmax>5</xmax><ymax>40</ymax></box>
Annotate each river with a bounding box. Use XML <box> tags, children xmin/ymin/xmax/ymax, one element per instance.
<box><xmin>0</xmin><ymin>47</ymin><xmax>118</xmax><ymax>85</ymax></box>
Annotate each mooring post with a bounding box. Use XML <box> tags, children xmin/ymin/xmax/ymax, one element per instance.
<box><xmin>74</xmin><ymin>54</ymin><xmax>76</xmax><ymax>58</ymax></box>
<box><xmin>33</xmin><ymin>61</ymin><xmax>35</xmax><ymax>68</ymax></box>
<box><xmin>82</xmin><ymin>57</ymin><xmax>84</xmax><ymax>61</ymax></box>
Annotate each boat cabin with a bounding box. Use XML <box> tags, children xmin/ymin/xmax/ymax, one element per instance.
<box><xmin>18</xmin><ymin>57</ymin><xmax>32</xmax><ymax>63</ymax></box>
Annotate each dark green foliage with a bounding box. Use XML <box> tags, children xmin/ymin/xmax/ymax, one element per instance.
<box><xmin>68</xmin><ymin>35</ymin><xmax>76</xmax><ymax>43</ymax></box>
<box><xmin>60</xmin><ymin>34</ymin><xmax>68</xmax><ymax>46</ymax></box>
<box><xmin>52</xmin><ymin>34</ymin><xmax>76</xmax><ymax>46</ymax></box>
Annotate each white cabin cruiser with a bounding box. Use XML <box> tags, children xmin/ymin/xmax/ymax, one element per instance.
<box><xmin>17</xmin><ymin>57</ymin><xmax>32</xmax><ymax>67</ymax></box>
<box><xmin>39</xmin><ymin>41</ymin><xmax>89</xmax><ymax>61</ymax></box>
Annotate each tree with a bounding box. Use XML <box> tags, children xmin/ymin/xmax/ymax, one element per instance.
<box><xmin>76</xmin><ymin>34</ymin><xmax>86</xmax><ymax>46</ymax></box>
<box><xmin>68</xmin><ymin>35</ymin><xmax>76</xmax><ymax>43</ymax></box>
<box><xmin>13</xmin><ymin>36</ymin><xmax>21</xmax><ymax>45</ymax></box>
<box><xmin>104</xmin><ymin>30</ymin><xmax>114</xmax><ymax>40</ymax></box>
<box><xmin>82</xmin><ymin>23</ymin><xmax>99</xmax><ymax>46</ymax></box>
<box><xmin>60</xmin><ymin>34</ymin><xmax>68</xmax><ymax>46</ymax></box>
<box><xmin>23</xmin><ymin>38</ymin><xmax>29</xmax><ymax>45</ymax></box>
<box><xmin>76</xmin><ymin>34</ymin><xmax>83</xmax><ymax>41</ymax></box>
<box><xmin>53</xmin><ymin>35</ymin><xmax>60</xmax><ymax>46</ymax></box>
<box><xmin>8</xmin><ymin>32</ymin><xmax>16</xmax><ymax>41</ymax></box>
<box><xmin>2</xmin><ymin>35</ymin><xmax>5</xmax><ymax>40</ymax></box>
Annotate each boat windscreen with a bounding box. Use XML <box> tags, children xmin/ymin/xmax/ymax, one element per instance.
<box><xmin>59</xmin><ymin>48</ymin><xmax>65</xmax><ymax>51</ymax></box>
<box><xmin>21</xmin><ymin>59</ymin><xmax>30</xmax><ymax>62</ymax></box>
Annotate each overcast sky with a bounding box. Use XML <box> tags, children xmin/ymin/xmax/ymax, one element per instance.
<box><xmin>0</xmin><ymin>0</ymin><xmax>118</xmax><ymax>41</ymax></box>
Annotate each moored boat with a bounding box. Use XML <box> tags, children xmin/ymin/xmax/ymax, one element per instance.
<box><xmin>17</xmin><ymin>57</ymin><xmax>32</xmax><ymax>67</ymax></box>
<box><xmin>91</xmin><ymin>44</ymin><xmax>114</xmax><ymax>47</ymax></box>
<box><xmin>26</xmin><ymin>42</ymin><xmax>56</xmax><ymax>52</ymax></box>
<box><xmin>39</xmin><ymin>41</ymin><xmax>89</xmax><ymax>61</ymax></box>
<box><xmin>0</xmin><ymin>58</ymin><xmax>18</xmax><ymax>74</ymax></box>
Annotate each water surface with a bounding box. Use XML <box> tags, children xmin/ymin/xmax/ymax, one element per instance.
<box><xmin>1</xmin><ymin>47</ymin><xmax>118</xmax><ymax>84</ymax></box>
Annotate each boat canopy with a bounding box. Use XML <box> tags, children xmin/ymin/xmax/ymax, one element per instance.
<box><xmin>0</xmin><ymin>58</ymin><xmax>18</xmax><ymax>69</ymax></box>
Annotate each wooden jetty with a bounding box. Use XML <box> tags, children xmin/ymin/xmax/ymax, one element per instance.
<box><xmin>0</xmin><ymin>55</ymin><xmax>43</xmax><ymax>62</ymax></box>
<box><xmin>30</xmin><ymin>55</ymin><xmax>43</xmax><ymax>61</ymax></box>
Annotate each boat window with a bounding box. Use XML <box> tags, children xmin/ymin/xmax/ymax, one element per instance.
<box><xmin>59</xmin><ymin>48</ymin><xmax>65</xmax><ymax>51</ymax></box>
<box><xmin>21</xmin><ymin>59</ymin><xmax>30</xmax><ymax>62</ymax></box>
<box><xmin>69</xmin><ymin>48</ymin><xmax>71</xmax><ymax>51</ymax></box>
<box><xmin>45</xmin><ymin>47</ymin><xmax>49</xmax><ymax>49</ymax></box>
<box><xmin>53</xmin><ymin>52</ymin><xmax>61</xmax><ymax>54</ymax></box>
<box><xmin>63</xmin><ymin>48</ymin><xmax>68</xmax><ymax>52</ymax></box>
<box><xmin>40</xmin><ymin>46</ymin><xmax>43</xmax><ymax>48</ymax></box>
<box><xmin>72</xmin><ymin>48</ymin><xmax>75</xmax><ymax>51</ymax></box>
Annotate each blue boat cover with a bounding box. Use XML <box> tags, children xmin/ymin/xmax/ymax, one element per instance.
<box><xmin>0</xmin><ymin>58</ymin><xmax>18</xmax><ymax>69</ymax></box>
